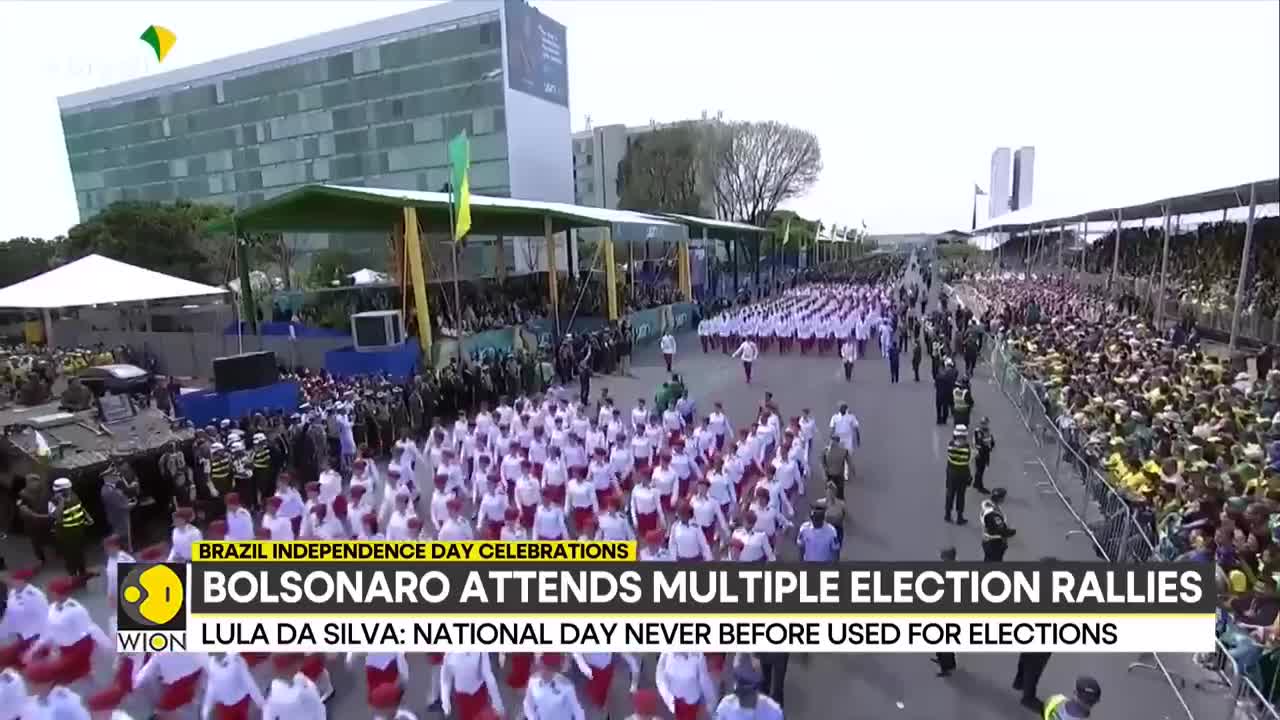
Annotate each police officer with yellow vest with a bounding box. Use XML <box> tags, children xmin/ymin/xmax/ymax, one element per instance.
<box><xmin>1043</xmin><ymin>676</ymin><xmax>1100</xmax><ymax>719</ymax></box>
<box><xmin>945</xmin><ymin>425</ymin><xmax>971</xmax><ymax>525</ymax></box>
<box><xmin>979</xmin><ymin>487</ymin><xmax>1015</xmax><ymax>561</ymax></box>
<box><xmin>51</xmin><ymin>477</ymin><xmax>92</xmax><ymax>580</ymax></box>
<box><xmin>208</xmin><ymin>442</ymin><xmax>233</xmax><ymax>518</ymax></box>
<box><xmin>952</xmin><ymin>376</ymin><xmax>973</xmax><ymax>429</ymax></box>
<box><xmin>251</xmin><ymin>432</ymin><xmax>274</xmax><ymax>513</ymax></box>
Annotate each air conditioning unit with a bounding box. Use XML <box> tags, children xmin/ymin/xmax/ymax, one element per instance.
<box><xmin>351</xmin><ymin>310</ymin><xmax>405</xmax><ymax>352</ymax></box>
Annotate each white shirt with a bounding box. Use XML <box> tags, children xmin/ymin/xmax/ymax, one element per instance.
<box><xmin>629</xmin><ymin>486</ymin><xmax>663</xmax><ymax>525</ymax></box>
<box><xmin>533</xmin><ymin>505</ymin><xmax>570</xmax><ymax>539</ymax></box>
<box><xmin>660</xmin><ymin>335</ymin><xmax>677</xmax><ymax>354</ymax></box>
<box><xmin>167</xmin><ymin>525</ymin><xmax>203</xmax><ymax>563</ymax></box>
<box><xmin>39</xmin><ymin>599</ymin><xmax>110</xmax><ymax>650</ymax></box>
<box><xmin>20</xmin><ymin>686</ymin><xmax>89</xmax><ymax>720</ymax></box>
<box><xmin>714</xmin><ymin>693</ymin><xmax>785</xmax><ymax>720</ymax></box>
<box><xmin>201</xmin><ymin>654</ymin><xmax>266</xmax><ymax>716</ymax></box>
<box><xmin>261</xmin><ymin>676</ymin><xmax>325</xmax><ymax>720</ymax></box>
<box><xmin>134</xmin><ymin>652</ymin><xmax>208</xmax><ymax>688</ymax></box>
<box><xmin>104</xmin><ymin>550</ymin><xmax>135</xmax><ymax>604</ymax></box>
<box><xmin>656</xmin><ymin>653</ymin><xmax>716</xmax><ymax>711</ymax></box>
<box><xmin>522</xmin><ymin>674</ymin><xmax>585</xmax><ymax>720</ymax></box>
<box><xmin>732</xmin><ymin>528</ymin><xmax>776</xmax><ymax>562</ymax></box>
<box><xmin>731</xmin><ymin>341</ymin><xmax>759</xmax><ymax>362</ymax></box>
<box><xmin>631</xmin><ymin>406</ymin><xmax>648</xmax><ymax>428</ymax></box>
<box><xmin>515</xmin><ymin>476</ymin><xmax>542</xmax><ymax>507</ymax></box>
<box><xmin>828</xmin><ymin>411</ymin><xmax>859</xmax><ymax>448</ymax></box>
<box><xmin>437</xmin><ymin>518</ymin><xmax>474</xmax><ymax>542</ymax></box>
<box><xmin>500</xmin><ymin>524</ymin><xmax>530</xmax><ymax>541</ymax></box>
<box><xmin>265</xmin><ymin>513</ymin><xmax>294</xmax><ymax>541</ymax></box>
<box><xmin>651</xmin><ymin>466</ymin><xmax>678</xmax><ymax>498</ymax></box>
<box><xmin>566</xmin><ymin>479</ymin><xmax>598</xmax><ymax>512</ymax></box>
<box><xmin>477</xmin><ymin>492</ymin><xmax>509</xmax><ymax>525</ymax></box>
<box><xmin>690</xmin><ymin>495</ymin><xmax>729</xmax><ymax>536</ymax></box>
<box><xmin>225</xmin><ymin>507</ymin><xmax>255</xmax><ymax>542</ymax></box>
<box><xmin>596</xmin><ymin>512</ymin><xmax>634</xmax><ymax>542</ymax></box>
<box><xmin>668</xmin><ymin>522</ymin><xmax>713</xmax><ymax>561</ymax></box>
<box><xmin>440</xmin><ymin>653</ymin><xmax>503</xmax><ymax>716</ymax></box>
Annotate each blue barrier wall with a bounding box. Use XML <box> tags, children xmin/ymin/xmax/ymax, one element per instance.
<box><xmin>179</xmin><ymin>380</ymin><xmax>301</xmax><ymax>427</ymax></box>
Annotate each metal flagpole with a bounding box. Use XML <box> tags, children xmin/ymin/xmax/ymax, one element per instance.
<box><xmin>447</xmin><ymin>186</ymin><xmax>464</xmax><ymax>364</ymax></box>
<box><xmin>1155</xmin><ymin>204</ymin><xmax>1172</xmax><ymax>329</ymax></box>
<box><xmin>1109</xmin><ymin>209</ymin><xmax>1122</xmax><ymax>294</ymax></box>
<box><xmin>1229</xmin><ymin>183</ymin><xmax>1258</xmax><ymax>351</ymax></box>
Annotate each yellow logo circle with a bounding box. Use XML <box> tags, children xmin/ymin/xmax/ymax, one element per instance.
<box><xmin>120</xmin><ymin>564</ymin><xmax>184</xmax><ymax>627</ymax></box>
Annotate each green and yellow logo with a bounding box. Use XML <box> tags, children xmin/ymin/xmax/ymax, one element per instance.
<box><xmin>140</xmin><ymin>25</ymin><xmax>177</xmax><ymax>63</ymax></box>
<box><xmin>117</xmin><ymin>563</ymin><xmax>186</xmax><ymax>632</ymax></box>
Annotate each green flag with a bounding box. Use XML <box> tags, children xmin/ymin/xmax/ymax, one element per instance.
<box><xmin>448</xmin><ymin>132</ymin><xmax>472</xmax><ymax>242</ymax></box>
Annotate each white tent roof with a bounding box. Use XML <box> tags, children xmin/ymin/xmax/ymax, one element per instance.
<box><xmin>0</xmin><ymin>254</ymin><xmax>228</xmax><ymax>309</ymax></box>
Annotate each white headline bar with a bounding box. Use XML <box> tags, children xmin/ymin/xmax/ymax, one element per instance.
<box><xmin>142</xmin><ymin>615</ymin><xmax>1218</xmax><ymax>654</ymax></box>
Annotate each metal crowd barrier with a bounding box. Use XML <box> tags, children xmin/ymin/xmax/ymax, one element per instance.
<box><xmin>984</xmin><ymin>335</ymin><xmax>1280</xmax><ymax>720</ymax></box>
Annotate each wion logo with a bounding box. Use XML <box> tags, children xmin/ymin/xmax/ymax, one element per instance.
<box><xmin>116</xmin><ymin>563</ymin><xmax>188</xmax><ymax>652</ymax></box>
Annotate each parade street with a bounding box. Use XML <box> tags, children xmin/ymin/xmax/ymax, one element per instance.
<box><xmin>60</xmin><ymin>322</ymin><xmax>1218</xmax><ymax>720</ymax></box>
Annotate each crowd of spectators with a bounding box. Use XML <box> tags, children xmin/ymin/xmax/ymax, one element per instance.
<box><xmin>967</xmin><ymin>271</ymin><xmax>1280</xmax><ymax>705</ymax></box>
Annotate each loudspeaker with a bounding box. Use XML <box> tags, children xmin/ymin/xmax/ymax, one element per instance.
<box><xmin>351</xmin><ymin>310</ymin><xmax>405</xmax><ymax>352</ymax></box>
<box><xmin>213</xmin><ymin>351</ymin><xmax>279</xmax><ymax>393</ymax></box>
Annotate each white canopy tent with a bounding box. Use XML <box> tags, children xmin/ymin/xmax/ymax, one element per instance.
<box><xmin>0</xmin><ymin>254</ymin><xmax>228</xmax><ymax>346</ymax></box>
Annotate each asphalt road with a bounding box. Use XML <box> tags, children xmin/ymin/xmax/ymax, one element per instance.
<box><xmin>17</xmin><ymin>297</ymin><xmax>1234</xmax><ymax>719</ymax></box>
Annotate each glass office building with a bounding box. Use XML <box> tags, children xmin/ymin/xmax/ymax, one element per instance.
<box><xmin>58</xmin><ymin>0</ymin><xmax>573</xmax><ymax>272</ymax></box>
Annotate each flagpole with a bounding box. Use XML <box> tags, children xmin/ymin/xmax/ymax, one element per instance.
<box><xmin>447</xmin><ymin>186</ymin><xmax>463</xmax><ymax>364</ymax></box>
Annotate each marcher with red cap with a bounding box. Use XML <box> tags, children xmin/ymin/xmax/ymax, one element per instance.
<box><xmin>345</xmin><ymin>651</ymin><xmax>408</xmax><ymax>706</ymax></box>
<box><xmin>29</xmin><ymin>577</ymin><xmax>111</xmax><ymax>688</ymax></box>
<box><xmin>223</xmin><ymin>493</ymin><xmax>255</xmax><ymax>542</ymax></box>
<box><xmin>200</xmin><ymin>653</ymin><xmax>266</xmax><ymax>720</ymax></box>
<box><xmin>565</xmin><ymin>469</ymin><xmax>598</xmax><ymax>537</ymax></box>
<box><xmin>440</xmin><ymin>651</ymin><xmax>503</xmax><ymax>719</ymax></box>
<box><xmin>23</xmin><ymin>655</ymin><xmax>89</xmax><ymax>719</ymax></box>
<box><xmin>0</xmin><ymin>568</ymin><xmax>48</xmax><ymax>669</ymax></box>
<box><xmin>731</xmin><ymin>336</ymin><xmax>760</xmax><ymax>384</ymax></box>
<box><xmin>368</xmin><ymin>681</ymin><xmax>416</xmax><ymax>720</ymax></box>
<box><xmin>272</xmin><ymin>476</ymin><xmax>305</xmax><ymax>538</ymax></box>
<box><xmin>656</xmin><ymin>651</ymin><xmax>716</xmax><ymax>720</ymax></box>
<box><xmin>531</xmin><ymin>494</ymin><xmax>570</xmax><ymax>541</ymax></box>
<box><xmin>0</xmin><ymin>668</ymin><xmax>28</xmax><ymax>718</ymax></box>
<box><xmin>499</xmin><ymin>507</ymin><xmax>528</xmax><ymax>541</ymax></box>
<box><xmin>166</xmin><ymin>507</ymin><xmax>202</xmax><ymax>563</ymax></box>
<box><xmin>299</xmin><ymin>653</ymin><xmax>333</xmax><ymax>702</ymax></box>
<box><xmin>358</xmin><ymin>512</ymin><xmax>385</xmax><ymax>541</ymax></box>
<box><xmin>474</xmin><ymin>481</ymin><xmax>508</xmax><ymax>540</ymax></box>
<box><xmin>627</xmin><ymin>687</ymin><xmax>663</xmax><ymax>720</ymax></box>
<box><xmin>668</xmin><ymin>502</ymin><xmax>713</xmax><ymax>562</ymax></box>
<box><xmin>261</xmin><ymin>659</ymin><xmax>325</xmax><ymax>720</ymax></box>
<box><xmin>522</xmin><ymin>653</ymin><xmax>584</xmax><ymax>720</ymax></box>
<box><xmin>596</xmin><ymin>495</ymin><xmax>633</xmax><ymax>542</ymax></box>
<box><xmin>437</xmin><ymin>497</ymin><xmax>474</xmax><ymax>541</ymax></box>
<box><xmin>130</xmin><ymin>649</ymin><xmax>207</xmax><ymax>718</ymax></box>
<box><xmin>573</xmin><ymin>651</ymin><xmax>641</xmax><ymax>714</ymax></box>
<box><xmin>639</xmin><ymin>530</ymin><xmax>672</xmax><ymax>562</ymax></box>
<box><xmin>263</xmin><ymin>497</ymin><xmax>294</xmax><ymax>541</ymax></box>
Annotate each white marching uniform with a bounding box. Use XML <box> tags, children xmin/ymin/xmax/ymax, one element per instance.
<box><xmin>201</xmin><ymin>654</ymin><xmax>267</xmax><ymax>720</ymax></box>
<box><xmin>262</xmin><ymin>675</ymin><xmax>326</xmax><ymax>720</ymax></box>
<box><xmin>522</xmin><ymin>673</ymin><xmax>585</xmax><ymax>720</ymax></box>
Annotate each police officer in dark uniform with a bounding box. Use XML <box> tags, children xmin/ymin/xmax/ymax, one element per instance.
<box><xmin>979</xmin><ymin>487</ymin><xmax>1015</xmax><ymax>561</ymax></box>
<box><xmin>945</xmin><ymin>425</ymin><xmax>971</xmax><ymax>525</ymax></box>
<box><xmin>952</xmin><ymin>376</ymin><xmax>973</xmax><ymax>429</ymax></box>
<box><xmin>973</xmin><ymin>417</ymin><xmax>995</xmax><ymax>494</ymax></box>
<box><xmin>252</xmin><ymin>434</ymin><xmax>274</xmax><ymax>512</ymax></box>
<box><xmin>935</xmin><ymin>358</ymin><xmax>958</xmax><ymax>424</ymax></box>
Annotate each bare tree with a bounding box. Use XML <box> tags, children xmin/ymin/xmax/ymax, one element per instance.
<box><xmin>616</xmin><ymin>123</ymin><xmax>707</xmax><ymax>215</ymax></box>
<box><xmin>707</xmin><ymin>120</ymin><xmax>822</xmax><ymax>283</ymax></box>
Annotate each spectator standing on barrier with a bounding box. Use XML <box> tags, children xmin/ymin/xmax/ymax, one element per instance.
<box><xmin>978</xmin><ymin>488</ymin><xmax>1015</xmax><ymax>561</ymax></box>
<box><xmin>1043</xmin><ymin>675</ymin><xmax>1100</xmax><ymax>719</ymax></box>
<box><xmin>972</xmin><ymin>417</ymin><xmax>995</xmax><ymax>494</ymax></box>
<box><xmin>932</xmin><ymin>546</ymin><xmax>959</xmax><ymax>676</ymax></box>
<box><xmin>1013</xmin><ymin>556</ymin><xmax>1058</xmax><ymax>712</ymax></box>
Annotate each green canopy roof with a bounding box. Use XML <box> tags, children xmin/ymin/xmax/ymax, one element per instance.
<box><xmin>211</xmin><ymin>184</ymin><xmax>684</xmax><ymax>236</ymax></box>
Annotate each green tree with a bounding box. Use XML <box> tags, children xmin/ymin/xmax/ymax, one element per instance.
<box><xmin>64</xmin><ymin>200</ymin><xmax>233</xmax><ymax>284</ymax></box>
<box><xmin>307</xmin><ymin>249</ymin><xmax>358</xmax><ymax>289</ymax></box>
<box><xmin>616</xmin><ymin>123</ymin><xmax>708</xmax><ymax>216</ymax></box>
<box><xmin>0</xmin><ymin>236</ymin><xmax>66</xmax><ymax>288</ymax></box>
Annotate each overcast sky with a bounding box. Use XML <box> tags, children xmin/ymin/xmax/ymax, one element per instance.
<box><xmin>1</xmin><ymin>0</ymin><xmax>1276</xmax><ymax>241</ymax></box>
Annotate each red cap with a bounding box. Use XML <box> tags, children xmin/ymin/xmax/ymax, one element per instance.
<box><xmin>267</xmin><ymin>496</ymin><xmax>283</xmax><ymax>510</ymax></box>
<box><xmin>362</xmin><ymin>512</ymin><xmax>378</xmax><ymax>527</ymax></box>
<box><xmin>140</xmin><ymin>544</ymin><xmax>168</xmax><ymax>562</ymax></box>
<box><xmin>207</xmin><ymin>520</ymin><xmax>227</xmax><ymax>539</ymax></box>
<box><xmin>675</xmin><ymin>500</ymin><xmax>692</xmax><ymax>517</ymax></box>
<box><xmin>272</xmin><ymin>653</ymin><xmax>302</xmax><ymax>673</ymax></box>
<box><xmin>472</xmin><ymin>707</ymin><xmax>500</xmax><ymax>720</ymax></box>
<box><xmin>224</xmin><ymin>492</ymin><xmax>241</xmax><ymax>507</ymax></box>
<box><xmin>407</xmin><ymin>517</ymin><xmax>423</xmax><ymax>530</ymax></box>
<box><xmin>744</xmin><ymin>509</ymin><xmax>758</xmax><ymax>525</ymax></box>
<box><xmin>311</xmin><ymin>504</ymin><xmax>327</xmax><ymax>517</ymax></box>
<box><xmin>353</xmin><ymin>458</ymin><xmax>366</xmax><ymax>470</ymax></box>
<box><xmin>730</xmin><ymin>537</ymin><xmax>746</xmax><ymax>550</ymax></box>
<box><xmin>173</xmin><ymin>507</ymin><xmax>194</xmax><ymax>521</ymax></box>
<box><xmin>47</xmin><ymin>576</ymin><xmax>77</xmax><ymax>599</ymax></box>
<box><xmin>644</xmin><ymin>529</ymin><xmax>664</xmax><ymax>545</ymax></box>
<box><xmin>446</xmin><ymin>497</ymin><xmax>463</xmax><ymax>511</ymax></box>
<box><xmin>305</xmin><ymin>482</ymin><xmax>320</xmax><ymax>494</ymax></box>
<box><xmin>102</xmin><ymin>534</ymin><xmax>122</xmax><ymax>550</ymax></box>
<box><xmin>754</xmin><ymin>487</ymin><xmax>770</xmax><ymax>499</ymax></box>
<box><xmin>87</xmin><ymin>683</ymin><xmax>127</xmax><ymax>711</ymax></box>
<box><xmin>605</xmin><ymin>495</ymin><xmax>622</xmax><ymax>511</ymax></box>
<box><xmin>348</xmin><ymin>484</ymin><xmax>366</xmax><ymax>497</ymax></box>
<box><xmin>540</xmin><ymin>653</ymin><xmax>563</xmax><ymax>668</ymax></box>
<box><xmin>504</xmin><ymin>507</ymin><xmax>520</xmax><ymax>521</ymax></box>
<box><xmin>299</xmin><ymin>654</ymin><xmax>326</xmax><ymax>680</ymax></box>
<box><xmin>23</xmin><ymin>657</ymin><xmax>60</xmax><ymax>685</ymax></box>
<box><xmin>332</xmin><ymin>495</ymin><xmax>348</xmax><ymax>518</ymax></box>
<box><xmin>368</xmin><ymin>682</ymin><xmax>402</xmax><ymax>709</ymax></box>
<box><xmin>255</xmin><ymin>528</ymin><xmax>272</xmax><ymax>540</ymax></box>
<box><xmin>633</xmin><ymin>688</ymin><xmax>661</xmax><ymax>714</ymax></box>
<box><xmin>578</xmin><ymin>516</ymin><xmax>597</xmax><ymax>532</ymax></box>
<box><xmin>7</xmin><ymin>567</ymin><xmax>36</xmax><ymax>583</ymax></box>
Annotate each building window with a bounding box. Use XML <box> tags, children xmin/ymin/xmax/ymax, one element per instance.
<box><xmin>585</xmin><ymin>153</ymin><xmax>593</xmax><ymax>165</ymax></box>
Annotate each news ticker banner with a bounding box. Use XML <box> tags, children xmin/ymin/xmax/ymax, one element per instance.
<box><xmin>115</xmin><ymin>541</ymin><xmax>1217</xmax><ymax>654</ymax></box>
